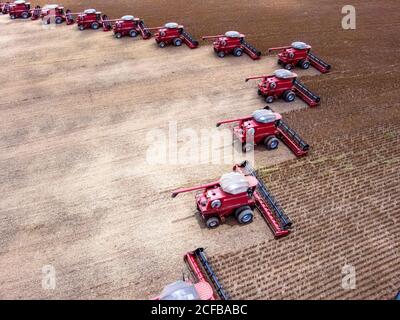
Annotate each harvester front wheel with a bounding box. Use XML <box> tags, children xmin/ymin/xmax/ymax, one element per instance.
<box><xmin>173</xmin><ymin>38</ymin><xmax>182</xmax><ymax>46</ymax></box>
<box><xmin>91</xmin><ymin>22</ymin><xmax>100</xmax><ymax>30</ymax></box>
<box><xmin>158</xmin><ymin>41</ymin><xmax>166</xmax><ymax>48</ymax></box>
<box><xmin>55</xmin><ymin>17</ymin><xmax>63</xmax><ymax>24</ymax></box>
<box><xmin>235</xmin><ymin>206</ymin><xmax>253</xmax><ymax>224</ymax></box>
<box><xmin>264</xmin><ymin>136</ymin><xmax>279</xmax><ymax>150</ymax></box>
<box><xmin>217</xmin><ymin>51</ymin><xmax>225</xmax><ymax>58</ymax></box>
<box><xmin>265</xmin><ymin>96</ymin><xmax>274</xmax><ymax>104</ymax></box>
<box><xmin>21</xmin><ymin>12</ymin><xmax>29</xmax><ymax>19</ymax></box>
<box><xmin>129</xmin><ymin>30</ymin><xmax>138</xmax><ymax>37</ymax></box>
<box><xmin>283</xmin><ymin>90</ymin><xmax>296</xmax><ymax>102</ymax></box>
<box><xmin>206</xmin><ymin>217</ymin><xmax>220</xmax><ymax>229</ymax></box>
<box><xmin>284</xmin><ymin>63</ymin><xmax>293</xmax><ymax>70</ymax></box>
<box><xmin>300</xmin><ymin>60</ymin><xmax>310</xmax><ymax>69</ymax></box>
<box><xmin>233</xmin><ymin>48</ymin><xmax>243</xmax><ymax>57</ymax></box>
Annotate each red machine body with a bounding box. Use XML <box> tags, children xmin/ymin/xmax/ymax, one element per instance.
<box><xmin>202</xmin><ymin>31</ymin><xmax>261</xmax><ymax>59</ymax></box>
<box><xmin>172</xmin><ymin>161</ymin><xmax>292</xmax><ymax>238</ymax></box>
<box><xmin>154</xmin><ymin>248</ymin><xmax>229</xmax><ymax>300</ymax></box>
<box><xmin>146</xmin><ymin>22</ymin><xmax>199</xmax><ymax>49</ymax></box>
<box><xmin>217</xmin><ymin>108</ymin><xmax>309</xmax><ymax>156</ymax></box>
<box><xmin>76</xmin><ymin>8</ymin><xmax>108</xmax><ymax>31</ymax></box>
<box><xmin>110</xmin><ymin>15</ymin><xmax>151</xmax><ymax>39</ymax></box>
<box><xmin>268</xmin><ymin>41</ymin><xmax>331</xmax><ymax>73</ymax></box>
<box><xmin>0</xmin><ymin>2</ymin><xmax>11</xmax><ymax>14</ymax></box>
<box><xmin>8</xmin><ymin>0</ymin><xmax>31</xmax><ymax>19</ymax></box>
<box><xmin>246</xmin><ymin>69</ymin><xmax>321</xmax><ymax>107</ymax></box>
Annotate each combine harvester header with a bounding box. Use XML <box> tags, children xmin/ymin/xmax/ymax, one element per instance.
<box><xmin>268</xmin><ymin>41</ymin><xmax>331</xmax><ymax>73</ymax></box>
<box><xmin>246</xmin><ymin>69</ymin><xmax>321</xmax><ymax>107</ymax></box>
<box><xmin>202</xmin><ymin>31</ymin><xmax>261</xmax><ymax>59</ymax></box>
<box><xmin>154</xmin><ymin>248</ymin><xmax>229</xmax><ymax>300</ymax></box>
<box><xmin>172</xmin><ymin>161</ymin><xmax>292</xmax><ymax>238</ymax></box>
<box><xmin>145</xmin><ymin>22</ymin><xmax>199</xmax><ymax>49</ymax></box>
<box><xmin>217</xmin><ymin>108</ymin><xmax>309</xmax><ymax>156</ymax></box>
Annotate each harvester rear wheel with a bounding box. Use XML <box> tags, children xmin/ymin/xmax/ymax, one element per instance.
<box><xmin>173</xmin><ymin>38</ymin><xmax>182</xmax><ymax>46</ymax></box>
<box><xmin>233</xmin><ymin>48</ymin><xmax>243</xmax><ymax>57</ymax></box>
<box><xmin>265</xmin><ymin>96</ymin><xmax>274</xmax><ymax>103</ymax></box>
<box><xmin>217</xmin><ymin>51</ymin><xmax>225</xmax><ymax>58</ymax></box>
<box><xmin>283</xmin><ymin>90</ymin><xmax>296</xmax><ymax>102</ymax></box>
<box><xmin>235</xmin><ymin>206</ymin><xmax>253</xmax><ymax>224</ymax></box>
<box><xmin>115</xmin><ymin>32</ymin><xmax>122</xmax><ymax>39</ymax></box>
<box><xmin>264</xmin><ymin>136</ymin><xmax>279</xmax><ymax>150</ymax></box>
<box><xmin>10</xmin><ymin>14</ymin><xmax>16</xmax><ymax>19</ymax></box>
<box><xmin>21</xmin><ymin>12</ymin><xmax>29</xmax><ymax>19</ymax></box>
<box><xmin>55</xmin><ymin>17</ymin><xmax>63</xmax><ymax>24</ymax></box>
<box><xmin>91</xmin><ymin>22</ymin><xmax>100</xmax><ymax>30</ymax></box>
<box><xmin>129</xmin><ymin>30</ymin><xmax>138</xmax><ymax>37</ymax></box>
<box><xmin>78</xmin><ymin>24</ymin><xmax>85</xmax><ymax>31</ymax></box>
<box><xmin>158</xmin><ymin>41</ymin><xmax>166</xmax><ymax>48</ymax></box>
<box><xmin>206</xmin><ymin>217</ymin><xmax>220</xmax><ymax>229</ymax></box>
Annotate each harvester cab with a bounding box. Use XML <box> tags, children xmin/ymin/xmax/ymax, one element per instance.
<box><xmin>0</xmin><ymin>2</ymin><xmax>11</xmax><ymax>14</ymax></box>
<box><xmin>246</xmin><ymin>69</ymin><xmax>321</xmax><ymax>107</ymax></box>
<box><xmin>268</xmin><ymin>41</ymin><xmax>331</xmax><ymax>73</ymax></box>
<box><xmin>76</xmin><ymin>9</ymin><xmax>108</xmax><ymax>31</ymax></box>
<box><xmin>217</xmin><ymin>108</ymin><xmax>310</xmax><ymax>156</ymax></box>
<box><xmin>146</xmin><ymin>22</ymin><xmax>199</xmax><ymax>49</ymax></box>
<box><xmin>202</xmin><ymin>31</ymin><xmax>261</xmax><ymax>59</ymax></box>
<box><xmin>9</xmin><ymin>0</ymin><xmax>31</xmax><ymax>19</ymax></box>
<box><xmin>172</xmin><ymin>162</ymin><xmax>292</xmax><ymax>237</ymax></box>
<box><xmin>155</xmin><ymin>248</ymin><xmax>229</xmax><ymax>300</ymax></box>
<box><xmin>111</xmin><ymin>15</ymin><xmax>151</xmax><ymax>39</ymax></box>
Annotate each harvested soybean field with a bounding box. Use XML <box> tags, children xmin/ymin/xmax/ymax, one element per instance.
<box><xmin>0</xmin><ymin>0</ymin><xmax>399</xmax><ymax>299</ymax></box>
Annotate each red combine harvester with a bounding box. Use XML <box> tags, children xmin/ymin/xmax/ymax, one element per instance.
<box><xmin>8</xmin><ymin>0</ymin><xmax>31</xmax><ymax>19</ymax></box>
<box><xmin>202</xmin><ymin>31</ymin><xmax>261</xmax><ymax>59</ymax></box>
<box><xmin>31</xmin><ymin>4</ymin><xmax>74</xmax><ymax>24</ymax></box>
<box><xmin>217</xmin><ymin>108</ymin><xmax>309</xmax><ymax>156</ymax></box>
<box><xmin>75</xmin><ymin>9</ymin><xmax>110</xmax><ymax>31</ymax></box>
<box><xmin>172</xmin><ymin>161</ymin><xmax>292</xmax><ymax>238</ymax></box>
<box><xmin>145</xmin><ymin>22</ymin><xmax>198</xmax><ymax>48</ymax></box>
<box><xmin>102</xmin><ymin>15</ymin><xmax>151</xmax><ymax>39</ymax></box>
<box><xmin>246</xmin><ymin>69</ymin><xmax>320</xmax><ymax>107</ymax></box>
<box><xmin>154</xmin><ymin>248</ymin><xmax>229</xmax><ymax>300</ymax></box>
<box><xmin>268</xmin><ymin>41</ymin><xmax>331</xmax><ymax>73</ymax></box>
<box><xmin>0</xmin><ymin>2</ymin><xmax>11</xmax><ymax>14</ymax></box>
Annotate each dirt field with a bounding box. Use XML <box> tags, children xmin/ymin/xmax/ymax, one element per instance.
<box><xmin>0</xmin><ymin>0</ymin><xmax>399</xmax><ymax>299</ymax></box>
